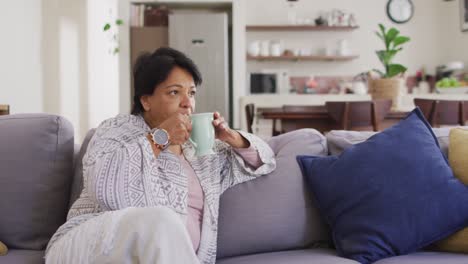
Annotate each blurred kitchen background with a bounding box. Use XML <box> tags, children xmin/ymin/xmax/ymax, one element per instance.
<box><xmin>1</xmin><ymin>0</ymin><xmax>468</xmax><ymax>141</ymax></box>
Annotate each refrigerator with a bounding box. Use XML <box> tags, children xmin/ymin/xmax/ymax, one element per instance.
<box><xmin>169</xmin><ymin>12</ymin><xmax>230</xmax><ymax>124</ymax></box>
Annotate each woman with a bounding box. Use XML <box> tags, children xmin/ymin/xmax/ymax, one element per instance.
<box><xmin>45</xmin><ymin>47</ymin><xmax>276</xmax><ymax>264</ymax></box>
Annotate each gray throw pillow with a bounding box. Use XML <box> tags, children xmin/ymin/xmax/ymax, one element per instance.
<box><xmin>217</xmin><ymin>129</ymin><xmax>331</xmax><ymax>259</ymax></box>
<box><xmin>326</xmin><ymin>127</ymin><xmax>468</xmax><ymax>157</ymax></box>
<box><xmin>0</xmin><ymin>114</ymin><xmax>74</xmax><ymax>250</ymax></box>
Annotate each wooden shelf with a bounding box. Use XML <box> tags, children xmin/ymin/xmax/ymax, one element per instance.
<box><xmin>247</xmin><ymin>55</ymin><xmax>359</xmax><ymax>61</ymax></box>
<box><xmin>246</xmin><ymin>25</ymin><xmax>359</xmax><ymax>31</ymax></box>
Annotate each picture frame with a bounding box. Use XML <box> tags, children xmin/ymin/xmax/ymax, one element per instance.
<box><xmin>461</xmin><ymin>0</ymin><xmax>468</xmax><ymax>32</ymax></box>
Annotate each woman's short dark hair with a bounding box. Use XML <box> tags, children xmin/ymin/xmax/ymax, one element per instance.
<box><xmin>131</xmin><ymin>47</ymin><xmax>202</xmax><ymax>115</ymax></box>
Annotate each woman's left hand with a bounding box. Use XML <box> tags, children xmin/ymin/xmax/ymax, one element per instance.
<box><xmin>212</xmin><ymin>112</ymin><xmax>249</xmax><ymax>148</ymax></box>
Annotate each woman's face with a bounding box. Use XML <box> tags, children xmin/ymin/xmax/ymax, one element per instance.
<box><xmin>140</xmin><ymin>66</ymin><xmax>197</xmax><ymax>128</ymax></box>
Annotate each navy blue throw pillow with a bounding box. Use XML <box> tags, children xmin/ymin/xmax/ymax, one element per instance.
<box><xmin>297</xmin><ymin>108</ymin><xmax>468</xmax><ymax>264</ymax></box>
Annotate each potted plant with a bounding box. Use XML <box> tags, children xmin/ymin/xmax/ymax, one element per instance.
<box><xmin>103</xmin><ymin>18</ymin><xmax>124</xmax><ymax>55</ymax></box>
<box><xmin>368</xmin><ymin>24</ymin><xmax>410</xmax><ymax>108</ymax></box>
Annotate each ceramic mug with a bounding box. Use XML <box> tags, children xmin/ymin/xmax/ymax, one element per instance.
<box><xmin>260</xmin><ymin>41</ymin><xmax>270</xmax><ymax>56</ymax></box>
<box><xmin>352</xmin><ymin>81</ymin><xmax>367</xmax><ymax>95</ymax></box>
<box><xmin>270</xmin><ymin>40</ymin><xmax>282</xmax><ymax>56</ymax></box>
<box><xmin>248</xmin><ymin>41</ymin><xmax>260</xmax><ymax>56</ymax></box>
<box><xmin>190</xmin><ymin>112</ymin><xmax>215</xmax><ymax>156</ymax></box>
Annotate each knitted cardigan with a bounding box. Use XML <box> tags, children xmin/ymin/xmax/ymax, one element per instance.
<box><xmin>47</xmin><ymin>114</ymin><xmax>276</xmax><ymax>264</ymax></box>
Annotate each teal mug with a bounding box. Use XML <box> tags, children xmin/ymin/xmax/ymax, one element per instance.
<box><xmin>190</xmin><ymin>112</ymin><xmax>215</xmax><ymax>156</ymax></box>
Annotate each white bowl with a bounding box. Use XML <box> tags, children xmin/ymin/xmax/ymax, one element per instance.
<box><xmin>435</xmin><ymin>86</ymin><xmax>468</xmax><ymax>94</ymax></box>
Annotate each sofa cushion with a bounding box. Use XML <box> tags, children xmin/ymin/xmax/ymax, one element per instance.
<box><xmin>0</xmin><ymin>249</ymin><xmax>44</xmax><ymax>264</ymax></box>
<box><xmin>217</xmin><ymin>129</ymin><xmax>330</xmax><ymax>259</ymax></box>
<box><xmin>217</xmin><ymin>248</ymin><xmax>359</xmax><ymax>264</ymax></box>
<box><xmin>373</xmin><ymin>251</ymin><xmax>468</xmax><ymax>264</ymax></box>
<box><xmin>326</xmin><ymin>126</ymin><xmax>468</xmax><ymax>157</ymax></box>
<box><xmin>0</xmin><ymin>240</ymin><xmax>7</xmax><ymax>256</ymax></box>
<box><xmin>432</xmin><ymin>128</ymin><xmax>468</xmax><ymax>253</ymax></box>
<box><xmin>447</xmin><ymin>128</ymin><xmax>468</xmax><ymax>183</ymax></box>
<box><xmin>69</xmin><ymin>128</ymin><xmax>96</xmax><ymax>207</ymax></box>
<box><xmin>0</xmin><ymin>114</ymin><xmax>74</xmax><ymax>250</ymax></box>
<box><xmin>296</xmin><ymin>108</ymin><xmax>468</xmax><ymax>264</ymax></box>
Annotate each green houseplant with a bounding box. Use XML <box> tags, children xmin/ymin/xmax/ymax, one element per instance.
<box><xmin>369</xmin><ymin>24</ymin><xmax>411</xmax><ymax>108</ymax></box>
<box><xmin>374</xmin><ymin>23</ymin><xmax>410</xmax><ymax>78</ymax></box>
<box><xmin>103</xmin><ymin>18</ymin><xmax>124</xmax><ymax>55</ymax></box>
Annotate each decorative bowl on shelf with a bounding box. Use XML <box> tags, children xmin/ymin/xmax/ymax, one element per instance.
<box><xmin>435</xmin><ymin>87</ymin><xmax>468</xmax><ymax>94</ymax></box>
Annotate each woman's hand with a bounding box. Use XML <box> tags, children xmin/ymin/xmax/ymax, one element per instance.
<box><xmin>158</xmin><ymin>113</ymin><xmax>192</xmax><ymax>145</ymax></box>
<box><xmin>213</xmin><ymin>112</ymin><xmax>249</xmax><ymax>148</ymax></box>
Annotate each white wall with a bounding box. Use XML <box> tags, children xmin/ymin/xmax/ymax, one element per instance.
<box><xmin>245</xmin><ymin>0</ymin><xmax>443</xmax><ymax>78</ymax></box>
<box><xmin>438</xmin><ymin>0</ymin><xmax>468</xmax><ymax>67</ymax></box>
<box><xmin>42</xmin><ymin>0</ymin><xmax>119</xmax><ymax>141</ymax></box>
<box><xmin>0</xmin><ymin>0</ymin><xmax>43</xmax><ymax>114</ymax></box>
<box><xmin>87</xmin><ymin>0</ymin><xmax>120</xmax><ymax>131</ymax></box>
<box><xmin>42</xmin><ymin>0</ymin><xmax>88</xmax><ymax>141</ymax></box>
<box><xmin>0</xmin><ymin>0</ymin><xmax>119</xmax><ymax>141</ymax></box>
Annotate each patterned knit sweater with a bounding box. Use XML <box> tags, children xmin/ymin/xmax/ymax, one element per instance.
<box><xmin>46</xmin><ymin>114</ymin><xmax>276</xmax><ymax>264</ymax></box>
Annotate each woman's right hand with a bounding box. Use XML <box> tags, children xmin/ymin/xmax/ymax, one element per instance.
<box><xmin>158</xmin><ymin>113</ymin><xmax>192</xmax><ymax>145</ymax></box>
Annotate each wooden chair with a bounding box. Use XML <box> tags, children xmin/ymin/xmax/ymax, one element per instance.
<box><xmin>325</xmin><ymin>100</ymin><xmax>392</xmax><ymax>131</ymax></box>
<box><xmin>433</xmin><ymin>100</ymin><xmax>465</xmax><ymax>127</ymax></box>
<box><xmin>414</xmin><ymin>99</ymin><xmax>466</xmax><ymax>127</ymax></box>
<box><xmin>464</xmin><ymin>101</ymin><xmax>468</xmax><ymax>125</ymax></box>
<box><xmin>413</xmin><ymin>99</ymin><xmax>436</xmax><ymax>122</ymax></box>
<box><xmin>0</xmin><ymin>105</ymin><xmax>9</xmax><ymax>116</ymax></box>
<box><xmin>373</xmin><ymin>99</ymin><xmax>393</xmax><ymax>127</ymax></box>
<box><xmin>245</xmin><ymin>103</ymin><xmax>255</xmax><ymax>133</ymax></box>
<box><xmin>278</xmin><ymin>105</ymin><xmax>320</xmax><ymax>135</ymax></box>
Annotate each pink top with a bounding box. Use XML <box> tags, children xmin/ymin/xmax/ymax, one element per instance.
<box><xmin>180</xmin><ymin>145</ymin><xmax>263</xmax><ymax>252</ymax></box>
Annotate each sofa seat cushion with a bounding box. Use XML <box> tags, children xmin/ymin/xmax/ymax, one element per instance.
<box><xmin>0</xmin><ymin>114</ymin><xmax>74</xmax><ymax>250</ymax></box>
<box><xmin>297</xmin><ymin>108</ymin><xmax>468</xmax><ymax>264</ymax></box>
<box><xmin>217</xmin><ymin>129</ymin><xmax>330</xmax><ymax>259</ymax></box>
<box><xmin>373</xmin><ymin>251</ymin><xmax>468</xmax><ymax>264</ymax></box>
<box><xmin>216</xmin><ymin>248</ymin><xmax>359</xmax><ymax>264</ymax></box>
<box><xmin>0</xmin><ymin>249</ymin><xmax>44</xmax><ymax>264</ymax></box>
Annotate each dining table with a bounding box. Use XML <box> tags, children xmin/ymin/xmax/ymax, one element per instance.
<box><xmin>258</xmin><ymin>105</ymin><xmax>410</xmax><ymax>134</ymax></box>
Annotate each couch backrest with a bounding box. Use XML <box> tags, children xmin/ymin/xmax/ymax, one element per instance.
<box><xmin>0</xmin><ymin>114</ymin><xmax>74</xmax><ymax>250</ymax></box>
<box><xmin>326</xmin><ymin>126</ymin><xmax>468</xmax><ymax>157</ymax></box>
<box><xmin>217</xmin><ymin>129</ymin><xmax>331</xmax><ymax>259</ymax></box>
<box><xmin>71</xmin><ymin>128</ymin><xmax>332</xmax><ymax>260</ymax></box>
<box><xmin>69</xmin><ymin>128</ymin><xmax>96</xmax><ymax>208</ymax></box>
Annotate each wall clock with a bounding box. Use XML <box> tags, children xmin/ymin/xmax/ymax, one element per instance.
<box><xmin>386</xmin><ymin>0</ymin><xmax>414</xmax><ymax>24</ymax></box>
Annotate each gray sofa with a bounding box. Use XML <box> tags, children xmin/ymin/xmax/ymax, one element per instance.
<box><xmin>1</xmin><ymin>113</ymin><xmax>468</xmax><ymax>264</ymax></box>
